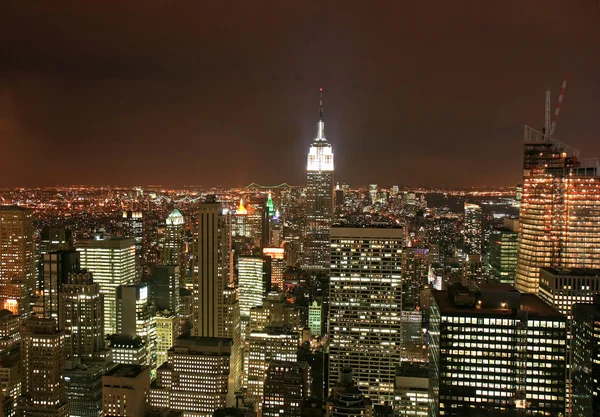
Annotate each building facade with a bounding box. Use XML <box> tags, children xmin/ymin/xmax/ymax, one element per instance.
<box><xmin>102</xmin><ymin>364</ymin><xmax>150</xmax><ymax>417</ymax></box>
<box><xmin>262</xmin><ymin>361</ymin><xmax>309</xmax><ymax>417</ymax></box>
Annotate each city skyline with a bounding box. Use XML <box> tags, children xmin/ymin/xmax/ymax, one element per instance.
<box><xmin>2</xmin><ymin>2</ymin><xmax>600</xmax><ymax>188</ymax></box>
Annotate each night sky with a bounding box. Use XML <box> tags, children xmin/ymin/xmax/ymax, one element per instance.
<box><xmin>1</xmin><ymin>1</ymin><xmax>599</xmax><ymax>188</ymax></box>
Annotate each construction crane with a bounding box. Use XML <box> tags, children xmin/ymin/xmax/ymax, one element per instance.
<box><xmin>545</xmin><ymin>73</ymin><xmax>568</xmax><ymax>138</ymax></box>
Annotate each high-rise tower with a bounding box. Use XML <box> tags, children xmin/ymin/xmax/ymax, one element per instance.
<box><xmin>304</xmin><ymin>88</ymin><xmax>334</xmax><ymax>272</ymax></box>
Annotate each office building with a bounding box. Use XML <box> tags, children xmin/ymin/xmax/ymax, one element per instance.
<box><xmin>152</xmin><ymin>264</ymin><xmax>180</xmax><ymax>315</ymax></box>
<box><xmin>329</xmin><ymin>226</ymin><xmax>404</xmax><ymax>402</ymax></box>
<box><xmin>262</xmin><ymin>248</ymin><xmax>286</xmax><ymax>290</ymax></box>
<box><xmin>488</xmin><ymin>218</ymin><xmax>519</xmax><ymax>285</ymax></box>
<box><xmin>117</xmin><ymin>285</ymin><xmax>156</xmax><ymax>368</ymax></box>
<box><xmin>123</xmin><ymin>210</ymin><xmax>143</xmax><ymax>259</ymax></box>
<box><xmin>108</xmin><ymin>335</ymin><xmax>148</xmax><ymax>366</ymax></box>
<box><xmin>18</xmin><ymin>318</ymin><xmax>69</xmax><ymax>417</ymax></box>
<box><xmin>163</xmin><ymin>209</ymin><xmax>185</xmax><ymax>268</ymax></box>
<box><xmin>304</xmin><ymin>89</ymin><xmax>334</xmax><ymax>272</ymax></box>
<box><xmin>39</xmin><ymin>226</ymin><xmax>73</xmax><ymax>254</ymax></box>
<box><xmin>59</xmin><ymin>271</ymin><xmax>104</xmax><ymax>359</ymax></box>
<box><xmin>65</xmin><ymin>358</ymin><xmax>104</xmax><ymax>417</ymax></box>
<box><xmin>394</xmin><ymin>362</ymin><xmax>429</xmax><ymax>417</ymax></box>
<box><xmin>308</xmin><ymin>300</ymin><xmax>322</xmax><ymax>336</ymax></box>
<box><xmin>238</xmin><ymin>256</ymin><xmax>270</xmax><ymax>321</ymax></box>
<box><xmin>463</xmin><ymin>202</ymin><xmax>482</xmax><ymax>256</ymax></box>
<box><xmin>572</xmin><ymin>297</ymin><xmax>600</xmax><ymax>417</ymax></box>
<box><xmin>539</xmin><ymin>267</ymin><xmax>600</xmax><ymax>316</ymax></box>
<box><xmin>0</xmin><ymin>206</ymin><xmax>35</xmax><ymax>317</ymax></box>
<box><xmin>516</xmin><ymin>126</ymin><xmax>600</xmax><ymax>293</ymax></box>
<box><xmin>149</xmin><ymin>337</ymin><xmax>232</xmax><ymax>415</ymax></box>
<box><xmin>193</xmin><ymin>196</ymin><xmax>231</xmax><ymax>338</ymax></box>
<box><xmin>325</xmin><ymin>367</ymin><xmax>372</xmax><ymax>417</ymax></box>
<box><xmin>402</xmin><ymin>246</ymin><xmax>430</xmax><ymax>310</ymax></box>
<box><xmin>246</xmin><ymin>293</ymin><xmax>303</xmax><ymax>338</ymax></box>
<box><xmin>429</xmin><ymin>283</ymin><xmax>567</xmax><ymax>416</ymax></box>
<box><xmin>102</xmin><ymin>364</ymin><xmax>150</xmax><ymax>417</ymax></box>
<box><xmin>245</xmin><ymin>328</ymin><xmax>299</xmax><ymax>405</ymax></box>
<box><xmin>460</xmin><ymin>254</ymin><xmax>484</xmax><ymax>290</ymax></box>
<box><xmin>77</xmin><ymin>236</ymin><xmax>136</xmax><ymax>335</ymax></box>
<box><xmin>0</xmin><ymin>351</ymin><xmax>21</xmax><ymax>416</ymax></box>
<box><xmin>0</xmin><ymin>310</ymin><xmax>19</xmax><ymax>355</ymax></box>
<box><xmin>155</xmin><ymin>311</ymin><xmax>179</xmax><ymax>369</ymax></box>
<box><xmin>401</xmin><ymin>310</ymin><xmax>425</xmax><ymax>361</ymax></box>
<box><xmin>262</xmin><ymin>361</ymin><xmax>309</xmax><ymax>417</ymax></box>
<box><xmin>41</xmin><ymin>250</ymin><xmax>80</xmax><ymax>321</ymax></box>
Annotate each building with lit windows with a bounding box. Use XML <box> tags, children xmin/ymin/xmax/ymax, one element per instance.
<box><xmin>122</xmin><ymin>210</ymin><xmax>143</xmax><ymax>267</ymax></box>
<box><xmin>155</xmin><ymin>311</ymin><xmax>179</xmax><ymax>369</ymax></box>
<box><xmin>108</xmin><ymin>335</ymin><xmax>148</xmax><ymax>366</ymax></box>
<box><xmin>0</xmin><ymin>351</ymin><xmax>21</xmax><ymax>417</ymax></box>
<box><xmin>77</xmin><ymin>236</ymin><xmax>136</xmax><ymax>335</ymax></box>
<box><xmin>0</xmin><ymin>206</ymin><xmax>35</xmax><ymax>317</ymax></box>
<box><xmin>539</xmin><ymin>267</ymin><xmax>600</xmax><ymax>316</ymax></box>
<box><xmin>262</xmin><ymin>361</ymin><xmax>309</xmax><ymax>417</ymax></box>
<box><xmin>329</xmin><ymin>226</ymin><xmax>404</xmax><ymax>403</ymax></box>
<box><xmin>117</xmin><ymin>284</ymin><xmax>156</xmax><ymax>368</ymax></box>
<box><xmin>149</xmin><ymin>337</ymin><xmax>232</xmax><ymax>416</ymax></box>
<box><xmin>262</xmin><ymin>248</ymin><xmax>286</xmax><ymax>290</ymax></box>
<box><xmin>394</xmin><ymin>362</ymin><xmax>429</xmax><ymax>417</ymax></box>
<box><xmin>193</xmin><ymin>196</ymin><xmax>231</xmax><ymax>338</ymax></box>
<box><xmin>516</xmin><ymin>126</ymin><xmax>600</xmax><ymax>293</ymax></box>
<box><xmin>59</xmin><ymin>271</ymin><xmax>105</xmax><ymax>359</ymax></box>
<box><xmin>0</xmin><ymin>309</ymin><xmax>19</xmax><ymax>355</ymax></box>
<box><xmin>17</xmin><ymin>318</ymin><xmax>69</xmax><ymax>417</ymax></box>
<box><xmin>247</xmin><ymin>293</ymin><xmax>303</xmax><ymax>335</ymax></box>
<box><xmin>238</xmin><ymin>256</ymin><xmax>270</xmax><ymax>321</ymax></box>
<box><xmin>308</xmin><ymin>300</ymin><xmax>322</xmax><ymax>336</ymax></box>
<box><xmin>65</xmin><ymin>358</ymin><xmax>104</xmax><ymax>417</ymax></box>
<box><xmin>245</xmin><ymin>327</ymin><xmax>299</xmax><ymax>406</ymax></box>
<box><xmin>488</xmin><ymin>218</ymin><xmax>519</xmax><ymax>285</ymax></box>
<box><xmin>41</xmin><ymin>250</ymin><xmax>80</xmax><ymax>320</ymax></box>
<box><xmin>102</xmin><ymin>364</ymin><xmax>150</xmax><ymax>417</ymax></box>
<box><xmin>325</xmin><ymin>367</ymin><xmax>372</xmax><ymax>417</ymax></box>
<box><xmin>572</xmin><ymin>296</ymin><xmax>600</xmax><ymax>417</ymax></box>
<box><xmin>463</xmin><ymin>203</ymin><xmax>482</xmax><ymax>256</ymax></box>
<box><xmin>428</xmin><ymin>283</ymin><xmax>567</xmax><ymax>417</ymax></box>
<box><xmin>304</xmin><ymin>89</ymin><xmax>334</xmax><ymax>272</ymax></box>
<box><xmin>164</xmin><ymin>209</ymin><xmax>185</xmax><ymax>270</ymax></box>
<box><xmin>402</xmin><ymin>246</ymin><xmax>430</xmax><ymax>310</ymax></box>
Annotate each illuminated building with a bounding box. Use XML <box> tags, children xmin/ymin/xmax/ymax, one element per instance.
<box><xmin>122</xmin><ymin>210</ymin><xmax>143</xmax><ymax>267</ymax></box>
<box><xmin>243</xmin><ymin>199</ymin><xmax>270</xmax><ymax>249</ymax></box>
<box><xmin>262</xmin><ymin>361</ymin><xmax>309</xmax><ymax>417</ymax></box>
<box><xmin>149</xmin><ymin>337</ymin><xmax>232</xmax><ymax>415</ymax></box>
<box><xmin>266</xmin><ymin>192</ymin><xmax>275</xmax><ymax>218</ymax></box>
<box><xmin>193</xmin><ymin>196</ymin><xmax>231</xmax><ymax>338</ymax></box>
<box><xmin>0</xmin><ymin>352</ymin><xmax>21</xmax><ymax>417</ymax></box>
<box><xmin>308</xmin><ymin>300</ymin><xmax>322</xmax><ymax>336</ymax></box>
<box><xmin>429</xmin><ymin>283</ymin><xmax>567</xmax><ymax>416</ymax></box>
<box><xmin>65</xmin><ymin>358</ymin><xmax>104</xmax><ymax>417</ymax></box>
<box><xmin>247</xmin><ymin>293</ymin><xmax>303</xmax><ymax>334</ymax></box>
<box><xmin>164</xmin><ymin>209</ymin><xmax>185</xmax><ymax>283</ymax></box>
<box><xmin>394</xmin><ymin>362</ymin><xmax>429</xmax><ymax>417</ymax></box>
<box><xmin>262</xmin><ymin>247</ymin><xmax>286</xmax><ymax>290</ymax></box>
<box><xmin>516</xmin><ymin>126</ymin><xmax>600</xmax><ymax>293</ymax></box>
<box><xmin>232</xmin><ymin>198</ymin><xmax>248</xmax><ymax>238</ymax></box>
<box><xmin>304</xmin><ymin>89</ymin><xmax>334</xmax><ymax>272</ymax></box>
<box><xmin>463</xmin><ymin>202</ymin><xmax>482</xmax><ymax>256</ymax></box>
<box><xmin>401</xmin><ymin>246</ymin><xmax>430</xmax><ymax>310</ymax></box>
<box><xmin>238</xmin><ymin>256</ymin><xmax>270</xmax><ymax>321</ymax></box>
<box><xmin>39</xmin><ymin>226</ymin><xmax>73</xmax><ymax>254</ymax></box>
<box><xmin>107</xmin><ymin>335</ymin><xmax>148</xmax><ymax>366</ymax></box>
<box><xmin>102</xmin><ymin>364</ymin><xmax>150</xmax><ymax>417</ymax></box>
<box><xmin>325</xmin><ymin>367</ymin><xmax>372</xmax><ymax>417</ymax></box>
<box><xmin>117</xmin><ymin>284</ymin><xmax>156</xmax><ymax>369</ymax></box>
<box><xmin>58</xmin><ymin>271</ymin><xmax>104</xmax><ymax>359</ymax></box>
<box><xmin>0</xmin><ymin>206</ymin><xmax>35</xmax><ymax>317</ymax></box>
<box><xmin>329</xmin><ymin>227</ymin><xmax>404</xmax><ymax>402</ymax></box>
<box><xmin>538</xmin><ymin>267</ymin><xmax>600</xmax><ymax>316</ymax></box>
<box><xmin>220</xmin><ymin>286</ymin><xmax>238</xmax><ymax>340</ymax></box>
<box><xmin>42</xmin><ymin>250</ymin><xmax>80</xmax><ymax>321</ymax></box>
<box><xmin>77</xmin><ymin>236</ymin><xmax>136</xmax><ymax>335</ymax></box>
<box><xmin>460</xmin><ymin>254</ymin><xmax>484</xmax><ymax>290</ymax></box>
<box><xmin>155</xmin><ymin>312</ymin><xmax>180</xmax><ymax>369</ymax></box>
<box><xmin>152</xmin><ymin>264</ymin><xmax>180</xmax><ymax>315</ymax></box>
<box><xmin>488</xmin><ymin>218</ymin><xmax>519</xmax><ymax>285</ymax></box>
<box><xmin>0</xmin><ymin>310</ymin><xmax>19</xmax><ymax>355</ymax></box>
<box><xmin>401</xmin><ymin>310</ymin><xmax>425</xmax><ymax>361</ymax></box>
<box><xmin>572</xmin><ymin>297</ymin><xmax>600</xmax><ymax>417</ymax></box>
<box><xmin>369</xmin><ymin>184</ymin><xmax>378</xmax><ymax>205</ymax></box>
<box><xmin>245</xmin><ymin>327</ymin><xmax>299</xmax><ymax>405</ymax></box>
<box><xmin>18</xmin><ymin>318</ymin><xmax>69</xmax><ymax>417</ymax></box>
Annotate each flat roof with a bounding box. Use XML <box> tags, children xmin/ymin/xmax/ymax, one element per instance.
<box><xmin>105</xmin><ymin>364</ymin><xmax>146</xmax><ymax>378</ymax></box>
<box><xmin>432</xmin><ymin>290</ymin><xmax>564</xmax><ymax>318</ymax></box>
<box><xmin>542</xmin><ymin>267</ymin><xmax>600</xmax><ymax>277</ymax></box>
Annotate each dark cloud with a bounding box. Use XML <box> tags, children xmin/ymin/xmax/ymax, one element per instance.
<box><xmin>0</xmin><ymin>1</ymin><xmax>599</xmax><ymax>187</ymax></box>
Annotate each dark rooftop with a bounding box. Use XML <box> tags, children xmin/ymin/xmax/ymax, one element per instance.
<box><xmin>542</xmin><ymin>267</ymin><xmax>600</xmax><ymax>277</ymax></box>
<box><xmin>105</xmin><ymin>364</ymin><xmax>146</xmax><ymax>378</ymax></box>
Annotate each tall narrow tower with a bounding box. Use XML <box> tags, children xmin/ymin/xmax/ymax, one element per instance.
<box><xmin>304</xmin><ymin>88</ymin><xmax>334</xmax><ymax>272</ymax></box>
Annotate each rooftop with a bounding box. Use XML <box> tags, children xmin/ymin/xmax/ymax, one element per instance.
<box><xmin>542</xmin><ymin>267</ymin><xmax>600</xmax><ymax>277</ymax></box>
<box><xmin>105</xmin><ymin>364</ymin><xmax>146</xmax><ymax>378</ymax></box>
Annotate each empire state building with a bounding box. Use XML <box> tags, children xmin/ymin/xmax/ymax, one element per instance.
<box><xmin>304</xmin><ymin>88</ymin><xmax>334</xmax><ymax>272</ymax></box>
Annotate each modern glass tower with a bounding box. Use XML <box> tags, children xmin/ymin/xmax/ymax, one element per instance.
<box><xmin>304</xmin><ymin>89</ymin><xmax>334</xmax><ymax>272</ymax></box>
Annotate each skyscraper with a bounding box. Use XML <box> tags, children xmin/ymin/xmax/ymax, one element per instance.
<box><xmin>488</xmin><ymin>218</ymin><xmax>519</xmax><ymax>285</ymax></box>
<box><xmin>152</xmin><ymin>264</ymin><xmax>180</xmax><ymax>315</ymax></box>
<box><xmin>238</xmin><ymin>256</ymin><xmax>270</xmax><ymax>322</ymax></box>
<box><xmin>0</xmin><ymin>206</ymin><xmax>35</xmax><ymax>317</ymax></box>
<box><xmin>304</xmin><ymin>89</ymin><xmax>334</xmax><ymax>272</ymax></box>
<box><xmin>102</xmin><ymin>364</ymin><xmax>150</xmax><ymax>417</ymax></box>
<box><xmin>58</xmin><ymin>271</ymin><xmax>104</xmax><ymax>359</ymax></box>
<box><xmin>329</xmin><ymin>226</ymin><xmax>404</xmax><ymax>402</ymax></box>
<box><xmin>77</xmin><ymin>236</ymin><xmax>136</xmax><ymax>335</ymax></box>
<box><xmin>163</xmin><ymin>209</ymin><xmax>185</xmax><ymax>277</ymax></box>
<box><xmin>429</xmin><ymin>283</ymin><xmax>567</xmax><ymax>416</ymax></box>
<box><xmin>516</xmin><ymin>126</ymin><xmax>600</xmax><ymax>293</ymax></box>
<box><xmin>193</xmin><ymin>196</ymin><xmax>231</xmax><ymax>338</ymax></box>
<box><xmin>42</xmin><ymin>250</ymin><xmax>80</xmax><ymax>321</ymax></box>
<box><xmin>401</xmin><ymin>246</ymin><xmax>430</xmax><ymax>310</ymax></box>
<box><xmin>463</xmin><ymin>202</ymin><xmax>482</xmax><ymax>256</ymax></box>
<box><xmin>262</xmin><ymin>361</ymin><xmax>309</xmax><ymax>417</ymax></box>
<box><xmin>18</xmin><ymin>318</ymin><xmax>69</xmax><ymax>417</ymax></box>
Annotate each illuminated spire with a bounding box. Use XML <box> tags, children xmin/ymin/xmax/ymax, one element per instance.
<box><xmin>266</xmin><ymin>192</ymin><xmax>275</xmax><ymax>217</ymax></box>
<box><xmin>317</xmin><ymin>88</ymin><xmax>325</xmax><ymax>140</ymax></box>
<box><xmin>236</xmin><ymin>198</ymin><xmax>247</xmax><ymax>215</ymax></box>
